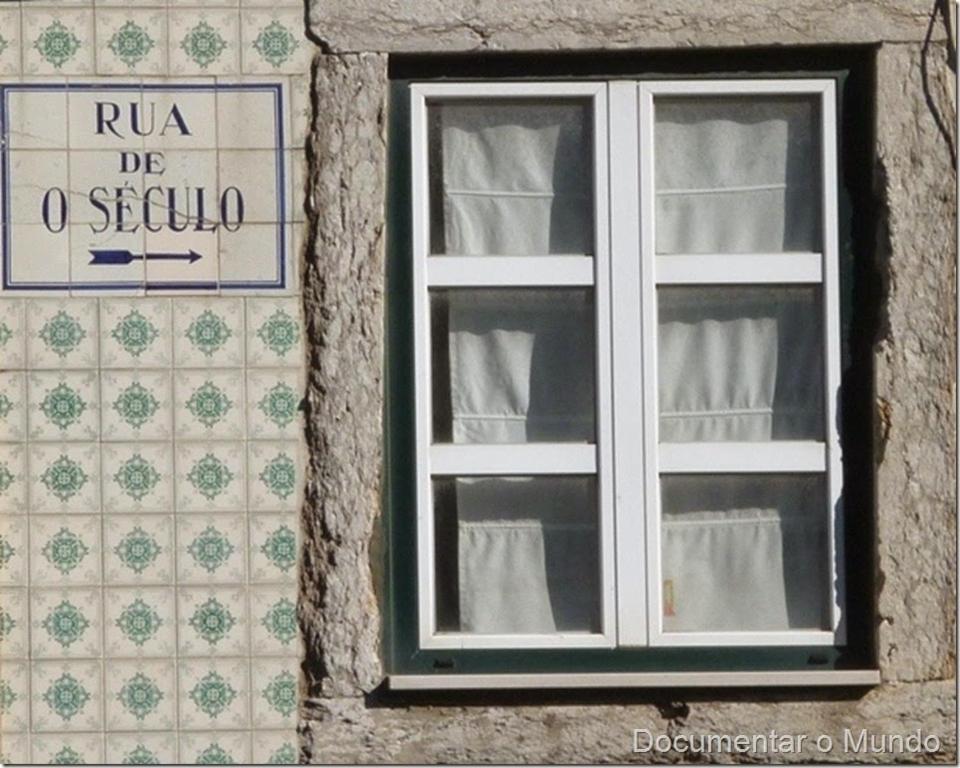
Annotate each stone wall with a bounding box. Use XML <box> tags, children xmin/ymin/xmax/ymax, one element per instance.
<box><xmin>300</xmin><ymin>0</ymin><xmax>957</xmax><ymax>763</ymax></box>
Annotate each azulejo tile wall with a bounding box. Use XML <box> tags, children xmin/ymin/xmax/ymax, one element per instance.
<box><xmin>0</xmin><ymin>296</ymin><xmax>304</xmax><ymax>764</ymax></box>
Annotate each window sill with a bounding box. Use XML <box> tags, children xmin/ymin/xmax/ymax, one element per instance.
<box><xmin>387</xmin><ymin>669</ymin><xmax>881</xmax><ymax>690</ymax></box>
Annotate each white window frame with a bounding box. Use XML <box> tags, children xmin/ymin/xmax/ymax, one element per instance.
<box><xmin>410</xmin><ymin>78</ymin><xmax>845</xmax><ymax>652</ymax></box>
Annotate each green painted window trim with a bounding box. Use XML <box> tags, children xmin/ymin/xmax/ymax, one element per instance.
<box><xmin>383</xmin><ymin>51</ymin><xmax>877</xmax><ymax>679</ymax></box>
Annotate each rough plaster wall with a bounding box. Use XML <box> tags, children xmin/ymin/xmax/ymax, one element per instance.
<box><xmin>301</xmin><ymin>52</ymin><xmax>388</xmax><ymax>700</ymax></box>
<box><xmin>307</xmin><ymin>0</ymin><xmax>946</xmax><ymax>52</ymax></box>
<box><xmin>300</xmin><ymin>2</ymin><xmax>957</xmax><ymax>762</ymax></box>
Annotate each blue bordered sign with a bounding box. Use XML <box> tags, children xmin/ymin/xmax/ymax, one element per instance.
<box><xmin>1</xmin><ymin>82</ymin><xmax>287</xmax><ymax>292</ymax></box>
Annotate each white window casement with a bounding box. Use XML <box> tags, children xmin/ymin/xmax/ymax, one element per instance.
<box><xmin>409</xmin><ymin>79</ymin><xmax>845</xmax><ymax>654</ymax></box>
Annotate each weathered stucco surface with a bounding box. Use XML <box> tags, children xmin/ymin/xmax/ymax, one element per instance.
<box><xmin>301</xmin><ymin>1</ymin><xmax>957</xmax><ymax>762</ymax></box>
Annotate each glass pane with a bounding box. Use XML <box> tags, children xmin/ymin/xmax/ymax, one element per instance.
<box><xmin>431</xmin><ymin>289</ymin><xmax>596</xmax><ymax>444</ymax></box>
<box><xmin>657</xmin><ymin>286</ymin><xmax>824</xmax><ymax>442</ymax></box>
<box><xmin>660</xmin><ymin>474</ymin><xmax>830</xmax><ymax>633</ymax></box>
<box><xmin>428</xmin><ymin>100</ymin><xmax>594</xmax><ymax>256</ymax></box>
<box><xmin>434</xmin><ymin>476</ymin><xmax>601</xmax><ymax>635</ymax></box>
<box><xmin>654</xmin><ymin>96</ymin><xmax>821</xmax><ymax>254</ymax></box>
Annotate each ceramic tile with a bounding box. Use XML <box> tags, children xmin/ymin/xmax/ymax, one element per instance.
<box><xmin>0</xmin><ymin>443</ymin><xmax>28</xmax><ymax>515</ymax></box>
<box><xmin>169</xmin><ymin>9</ymin><xmax>241</xmax><ymax>75</ymax></box>
<box><xmin>0</xmin><ymin>373</ymin><xmax>27</xmax><ymax>442</ymax></box>
<box><xmin>102</xmin><ymin>441</ymin><xmax>174</xmax><ymax>513</ymax></box>
<box><xmin>28</xmin><ymin>442</ymin><xmax>100</xmax><ymax>514</ymax></box>
<box><xmin>22</xmin><ymin>8</ymin><xmax>95</xmax><ymax>75</ymax></box>
<box><xmin>104</xmin><ymin>586</ymin><xmax>176</xmax><ymax>657</ymax></box>
<box><xmin>0</xmin><ymin>8</ymin><xmax>21</xmax><ymax>77</ymax></box>
<box><xmin>176</xmin><ymin>512</ymin><xmax>246</xmax><ymax>584</ymax></box>
<box><xmin>0</xmin><ymin>588</ymin><xmax>29</xmax><ymax>659</ymax></box>
<box><xmin>4</xmin><ymin>84</ymin><xmax>68</xmax><ymax>152</ymax></box>
<box><xmin>180</xmin><ymin>731</ymin><xmax>251</xmax><ymax>765</ymax></box>
<box><xmin>177</xmin><ymin>657</ymin><xmax>249</xmax><ymax>730</ymax></box>
<box><xmin>249</xmin><ymin>513</ymin><xmax>297</xmax><ymax>583</ymax></box>
<box><xmin>251</xmin><ymin>729</ymin><xmax>299</xmax><ymax>764</ymax></box>
<box><xmin>250</xmin><ymin>657</ymin><xmax>299</xmax><ymax>728</ymax></box>
<box><xmin>103</xmin><ymin>515</ymin><xmax>175</xmax><ymax>586</ymax></box>
<box><xmin>0</xmin><ymin>300</ymin><xmax>27</xmax><ymax>369</ymax></box>
<box><xmin>218</xmin><ymin>149</ymin><xmax>286</xmax><ymax>223</ymax></box>
<box><xmin>29</xmin><ymin>515</ymin><xmax>101</xmax><ymax>586</ymax></box>
<box><xmin>8</xmin><ymin>150</ymin><xmax>69</xmax><ymax>225</ymax></box>
<box><xmin>215</xmin><ymin>84</ymin><xmax>285</xmax><ymax>150</ymax></box>
<box><xmin>100</xmin><ymin>298</ymin><xmax>173</xmax><ymax>368</ymax></box>
<box><xmin>105</xmin><ymin>659</ymin><xmax>177</xmax><ymax>730</ymax></box>
<box><xmin>25</xmin><ymin>298</ymin><xmax>99</xmax><ymax>369</ymax></box>
<box><xmin>173</xmin><ymin>298</ymin><xmax>244</xmax><ymax>367</ymax></box>
<box><xmin>1</xmin><ymin>733</ymin><xmax>30</xmax><ymax>764</ymax></box>
<box><xmin>0</xmin><ymin>660</ymin><xmax>30</xmax><ymax>732</ymax></box>
<box><xmin>250</xmin><ymin>587</ymin><xmax>299</xmax><ymax>656</ymax></box>
<box><xmin>31</xmin><ymin>587</ymin><xmax>102</xmax><ymax>659</ymax></box>
<box><xmin>0</xmin><ymin>514</ymin><xmax>29</xmax><ymax>586</ymax></box>
<box><xmin>245</xmin><ymin>297</ymin><xmax>301</xmax><ymax>367</ymax></box>
<box><xmin>174</xmin><ymin>370</ymin><xmax>245</xmax><ymax>440</ymax></box>
<box><xmin>66</xmin><ymin>83</ymin><xmax>145</xmax><ymax>153</ymax></box>
<box><xmin>175</xmin><ymin>441</ymin><xmax>246</xmax><ymax>511</ymax></box>
<box><xmin>96</xmin><ymin>9</ymin><xmax>167</xmax><ymax>75</ymax></box>
<box><xmin>3</xmin><ymin>225</ymin><xmax>72</xmax><ymax>291</ymax></box>
<box><xmin>100</xmin><ymin>370</ymin><xmax>173</xmax><ymax>441</ymax></box>
<box><xmin>240</xmin><ymin>9</ymin><xmax>311</xmax><ymax>75</ymax></box>
<box><xmin>246</xmin><ymin>369</ymin><xmax>301</xmax><ymax>439</ymax></box>
<box><xmin>290</xmin><ymin>148</ymin><xmax>308</xmax><ymax>221</ymax></box>
<box><xmin>218</xmin><ymin>222</ymin><xmax>290</xmax><ymax>289</ymax></box>
<box><xmin>144</xmin><ymin>225</ymin><xmax>221</xmax><ymax>293</ymax></box>
<box><xmin>105</xmin><ymin>732</ymin><xmax>178</xmax><ymax>765</ymax></box>
<box><xmin>177</xmin><ymin>585</ymin><xmax>249</xmax><ymax>656</ymax></box>
<box><xmin>248</xmin><ymin>441</ymin><xmax>300</xmax><ymax>511</ymax></box>
<box><xmin>27</xmin><ymin>370</ymin><xmax>100</xmax><ymax>442</ymax></box>
<box><xmin>31</xmin><ymin>660</ymin><xmax>102</xmax><ymax>732</ymax></box>
<box><xmin>31</xmin><ymin>732</ymin><xmax>104</xmax><ymax>765</ymax></box>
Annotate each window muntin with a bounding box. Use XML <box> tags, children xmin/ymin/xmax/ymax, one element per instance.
<box><xmin>411</xmin><ymin>79</ymin><xmax>844</xmax><ymax>652</ymax></box>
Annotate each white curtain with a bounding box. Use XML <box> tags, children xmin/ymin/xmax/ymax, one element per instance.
<box><xmin>434</xmin><ymin>102</ymin><xmax>592</xmax><ymax>255</ymax></box>
<box><xmin>657</xmin><ymin>286</ymin><xmax>824</xmax><ymax>442</ymax></box>
<box><xmin>654</xmin><ymin>96</ymin><xmax>820</xmax><ymax>254</ymax></box>
<box><xmin>660</xmin><ymin>475</ymin><xmax>829</xmax><ymax>632</ymax></box>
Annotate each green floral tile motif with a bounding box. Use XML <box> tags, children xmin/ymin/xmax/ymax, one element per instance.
<box><xmin>42</xmin><ymin>527</ymin><xmax>90</xmax><ymax>575</ymax></box>
<box><xmin>188</xmin><ymin>597</ymin><xmax>236</xmax><ymax>645</ymax></box>
<box><xmin>187</xmin><ymin>381</ymin><xmax>233</xmax><ymax>429</ymax></box>
<box><xmin>122</xmin><ymin>744</ymin><xmax>160</xmax><ymax>765</ymax></box>
<box><xmin>188</xmin><ymin>670</ymin><xmax>237</xmax><ymax>718</ymax></box>
<box><xmin>267</xmin><ymin>743</ymin><xmax>297</xmax><ymax>765</ymax></box>
<box><xmin>108</xmin><ymin>20</ymin><xmax>155</xmax><ymax>68</ymax></box>
<box><xmin>181</xmin><ymin>20</ymin><xmax>227</xmax><ymax>69</ymax></box>
<box><xmin>261</xmin><ymin>597</ymin><xmax>297</xmax><ymax>646</ymax></box>
<box><xmin>42</xmin><ymin>672</ymin><xmax>91</xmax><ymax>721</ymax></box>
<box><xmin>196</xmin><ymin>743</ymin><xmax>234</xmax><ymax>765</ymax></box>
<box><xmin>116</xmin><ymin>598</ymin><xmax>163</xmax><ymax>647</ymax></box>
<box><xmin>40</xmin><ymin>454</ymin><xmax>89</xmax><ymax>502</ymax></box>
<box><xmin>34</xmin><ymin>20</ymin><xmax>81</xmax><ymax>70</ymax></box>
<box><xmin>111</xmin><ymin>310</ymin><xmax>159</xmax><ymax>358</ymax></box>
<box><xmin>117</xmin><ymin>672</ymin><xmax>163</xmax><ymax>721</ymax></box>
<box><xmin>188</xmin><ymin>526</ymin><xmax>235</xmax><ymax>573</ymax></box>
<box><xmin>39</xmin><ymin>310</ymin><xmax>86</xmax><ymax>358</ymax></box>
<box><xmin>113</xmin><ymin>382</ymin><xmax>160</xmax><ymax>430</ymax></box>
<box><xmin>40</xmin><ymin>382</ymin><xmax>87</xmax><ymax>431</ymax></box>
<box><xmin>262</xmin><ymin>670</ymin><xmax>297</xmax><ymax>718</ymax></box>
<box><xmin>260</xmin><ymin>524</ymin><xmax>296</xmax><ymax>572</ymax></box>
<box><xmin>0</xmin><ymin>534</ymin><xmax>15</xmax><ymax>570</ymax></box>
<box><xmin>253</xmin><ymin>20</ymin><xmax>299</xmax><ymax>69</ymax></box>
<box><xmin>0</xmin><ymin>462</ymin><xmax>14</xmax><ymax>496</ymax></box>
<box><xmin>187</xmin><ymin>453</ymin><xmax>234</xmax><ymax>501</ymax></box>
<box><xmin>0</xmin><ymin>392</ymin><xmax>14</xmax><ymax>420</ymax></box>
<box><xmin>114</xmin><ymin>527</ymin><xmax>162</xmax><ymax>576</ymax></box>
<box><xmin>258</xmin><ymin>453</ymin><xmax>297</xmax><ymax>501</ymax></box>
<box><xmin>51</xmin><ymin>745</ymin><xmax>85</xmax><ymax>765</ymax></box>
<box><xmin>0</xmin><ymin>679</ymin><xmax>17</xmax><ymax>714</ymax></box>
<box><xmin>114</xmin><ymin>454</ymin><xmax>161</xmax><ymax>502</ymax></box>
<box><xmin>258</xmin><ymin>383</ymin><xmax>298</xmax><ymax>429</ymax></box>
<box><xmin>186</xmin><ymin>310</ymin><xmax>232</xmax><ymax>358</ymax></box>
<box><xmin>0</xmin><ymin>607</ymin><xmax>15</xmax><ymax>641</ymax></box>
<box><xmin>256</xmin><ymin>309</ymin><xmax>299</xmax><ymax>357</ymax></box>
<box><xmin>41</xmin><ymin>600</ymin><xmax>90</xmax><ymax>649</ymax></box>
<box><xmin>0</xmin><ymin>322</ymin><xmax>12</xmax><ymax>347</ymax></box>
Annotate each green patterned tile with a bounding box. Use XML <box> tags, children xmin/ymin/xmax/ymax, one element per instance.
<box><xmin>104</xmin><ymin>587</ymin><xmax>176</xmax><ymax>658</ymax></box>
<box><xmin>27</xmin><ymin>371</ymin><xmax>99</xmax><ymax>442</ymax></box>
<box><xmin>0</xmin><ymin>588</ymin><xmax>28</xmax><ymax>659</ymax></box>
<box><xmin>29</xmin><ymin>443</ymin><xmax>99</xmax><ymax>514</ymax></box>
<box><xmin>106</xmin><ymin>732</ymin><xmax>178</xmax><ymax>765</ymax></box>
<box><xmin>240</xmin><ymin>9</ymin><xmax>311</xmax><ymax>75</ymax></box>
<box><xmin>0</xmin><ymin>444</ymin><xmax>27</xmax><ymax>515</ymax></box>
<box><xmin>26</xmin><ymin>299</ymin><xmax>98</xmax><ymax>369</ymax></box>
<box><xmin>31</xmin><ymin>588</ymin><xmax>101</xmax><ymax>659</ymax></box>
<box><xmin>23</xmin><ymin>9</ymin><xmax>94</xmax><ymax>75</ymax></box>
<box><xmin>175</xmin><ymin>371</ymin><xmax>244</xmax><ymax>441</ymax></box>
<box><xmin>251</xmin><ymin>658</ymin><xmax>299</xmax><ymax>728</ymax></box>
<box><xmin>179</xmin><ymin>732</ymin><xmax>251</xmax><ymax>765</ymax></box>
<box><xmin>177</xmin><ymin>587</ymin><xmax>248</xmax><ymax>657</ymax></box>
<box><xmin>246</xmin><ymin>370</ymin><xmax>302</xmax><ymax>440</ymax></box>
<box><xmin>105</xmin><ymin>660</ymin><xmax>176</xmax><ymax>731</ymax></box>
<box><xmin>0</xmin><ymin>660</ymin><xmax>30</xmax><ymax>733</ymax></box>
<box><xmin>247</xmin><ymin>442</ymin><xmax>301</xmax><ymax>511</ymax></box>
<box><xmin>0</xmin><ymin>300</ymin><xmax>26</xmax><ymax>370</ymax></box>
<box><xmin>101</xmin><ymin>370</ymin><xmax>173</xmax><ymax>442</ymax></box>
<box><xmin>31</xmin><ymin>732</ymin><xmax>104</xmax><ymax>765</ymax></box>
<box><xmin>95</xmin><ymin>9</ymin><xmax>166</xmax><ymax>75</ymax></box>
<box><xmin>175</xmin><ymin>442</ymin><xmax>246</xmax><ymax>512</ymax></box>
<box><xmin>100</xmin><ymin>299</ymin><xmax>172</xmax><ymax>368</ymax></box>
<box><xmin>251</xmin><ymin>730</ymin><xmax>299</xmax><ymax>765</ymax></box>
<box><xmin>103</xmin><ymin>516</ymin><xmax>174</xmax><ymax>586</ymax></box>
<box><xmin>178</xmin><ymin>659</ymin><xmax>249</xmax><ymax>730</ymax></box>
<box><xmin>102</xmin><ymin>443</ymin><xmax>174</xmax><ymax>514</ymax></box>
<box><xmin>174</xmin><ymin>299</ymin><xmax>244</xmax><ymax>368</ymax></box>
<box><xmin>245</xmin><ymin>298</ymin><xmax>301</xmax><ymax>367</ymax></box>
<box><xmin>0</xmin><ymin>514</ymin><xmax>28</xmax><ymax>587</ymax></box>
<box><xmin>0</xmin><ymin>372</ymin><xmax>27</xmax><ymax>442</ymax></box>
<box><xmin>177</xmin><ymin>513</ymin><xmax>246</xmax><ymax>585</ymax></box>
<box><xmin>249</xmin><ymin>587</ymin><xmax>299</xmax><ymax>656</ymax></box>
<box><xmin>249</xmin><ymin>514</ymin><xmax>297</xmax><ymax>584</ymax></box>
<box><xmin>29</xmin><ymin>515</ymin><xmax>100</xmax><ymax>587</ymax></box>
<box><xmin>170</xmin><ymin>10</ymin><xmax>240</xmax><ymax>75</ymax></box>
<box><xmin>31</xmin><ymin>661</ymin><xmax>102</xmax><ymax>733</ymax></box>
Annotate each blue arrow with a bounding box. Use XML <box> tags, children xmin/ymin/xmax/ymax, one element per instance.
<box><xmin>89</xmin><ymin>249</ymin><xmax>202</xmax><ymax>265</ymax></box>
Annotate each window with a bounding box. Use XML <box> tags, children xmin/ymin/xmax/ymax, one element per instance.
<box><xmin>404</xmin><ymin>78</ymin><xmax>845</xmax><ymax>658</ymax></box>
